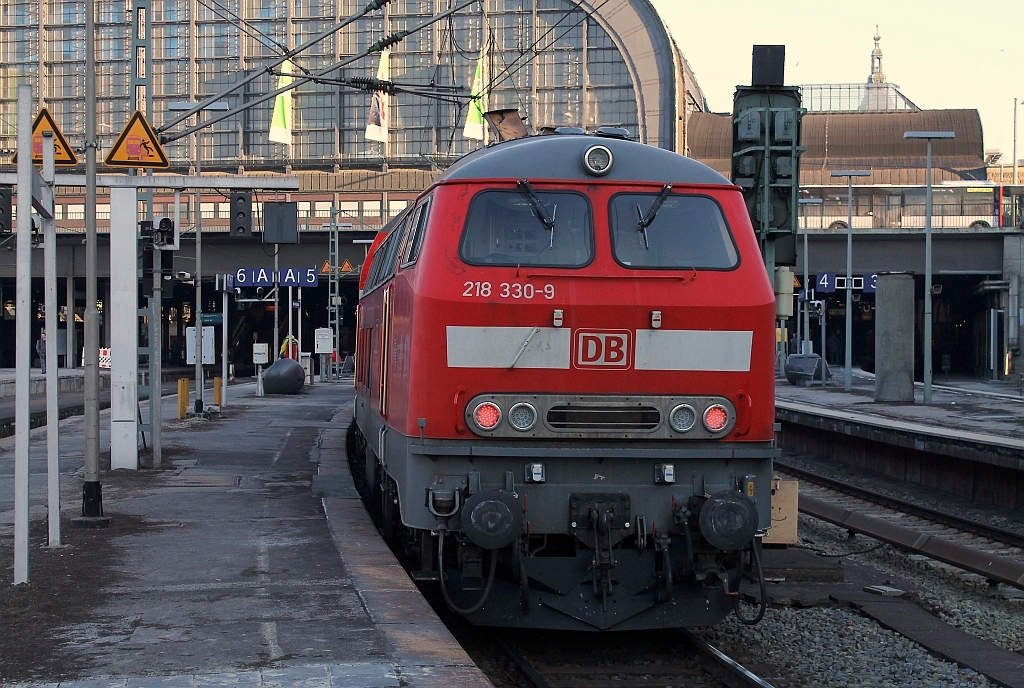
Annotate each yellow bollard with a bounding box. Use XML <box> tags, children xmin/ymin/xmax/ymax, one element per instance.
<box><xmin>177</xmin><ymin>378</ymin><xmax>189</xmax><ymax>419</ymax></box>
<box><xmin>213</xmin><ymin>377</ymin><xmax>222</xmax><ymax>407</ymax></box>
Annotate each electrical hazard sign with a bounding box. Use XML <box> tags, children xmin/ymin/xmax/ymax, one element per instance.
<box><xmin>11</xmin><ymin>108</ymin><xmax>78</xmax><ymax>166</ymax></box>
<box><xmin>319</xmin><ymin>259</ymin><xmax>355</xmax><ymax>274</ymax></box>
<box><xmin>104</xmin><ymin>111</ymin><xmax>169</xmax><ymax>168</ymax></box>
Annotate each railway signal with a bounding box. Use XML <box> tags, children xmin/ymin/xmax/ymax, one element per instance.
<box><xmin>230</xmin><ymin>192</ymin><xmax>253</xmax><ymax>237</ymax></box>
<box><xmin>0</xmin><ymin>187</ymin><xmax>11</xmax><ymax>233</ymax></box>
<box><xmin>731</xmin><ymin>45</ymin><xmax>805</xmax><ymax>275</ymax></box>
<box><xmin>154</xmin><ymin>216</ymin><xmax>176</xmax><ymax>247</ymax></box>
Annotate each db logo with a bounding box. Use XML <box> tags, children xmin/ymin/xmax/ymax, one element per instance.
<box><xmin>574</xmin><ymin>330</ymin><xmax>631</xmax><ymax>369</ymax></box>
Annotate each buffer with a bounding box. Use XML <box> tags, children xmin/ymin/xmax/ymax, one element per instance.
<box><xmin>105</xmin><ymin>111</ymin><xmax>170</xmax><ymax>169</ymax></box>
<box><xmin>12</xmin><ymin>108</ymin><xmax>78</xmax><ymax>166</ymax></box>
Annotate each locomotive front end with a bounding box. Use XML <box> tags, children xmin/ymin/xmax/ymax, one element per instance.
<box><xmin>351</xmin><ymin>134</ymin><xmax>778</xmax><ymax>631</ymax></box>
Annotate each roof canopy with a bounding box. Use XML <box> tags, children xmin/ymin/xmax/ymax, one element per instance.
<box><xmin>689</xmin><ymin>110</ymin><xmax>987</xmax><ymax>185</ymax></box>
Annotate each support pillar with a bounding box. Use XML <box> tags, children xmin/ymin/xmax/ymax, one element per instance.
<box><xmin>109</xmin><ymin>187</ymin><xmax>138</xmax><ymax>469</ymax></box>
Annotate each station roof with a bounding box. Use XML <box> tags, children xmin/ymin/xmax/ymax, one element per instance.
<box><xmin>688</xmin><ymin>109</ymin><xmax>987</xmax><ymax>185</ymax></box>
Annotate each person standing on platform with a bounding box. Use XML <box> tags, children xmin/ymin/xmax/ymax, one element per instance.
<box><xmin>36</xmin><ymin>331</ymin><xmax>47</xmax><ymax>374</ymax></box>
<box><xmin>826</xmin><ymin>330</ymin><xmax>842</xmax><ymax>366</ymax></box>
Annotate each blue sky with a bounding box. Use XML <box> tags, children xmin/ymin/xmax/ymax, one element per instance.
<box><xmin>649</xmin><ymin>0</ymin><xmax>1024</xmax><ymax>163</ymax></box>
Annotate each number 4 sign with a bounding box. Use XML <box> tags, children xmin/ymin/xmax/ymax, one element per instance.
<box><xmin>817</xmin><ymin>273</ymin><xmax>835</xmax><ymax>293</ymax></box>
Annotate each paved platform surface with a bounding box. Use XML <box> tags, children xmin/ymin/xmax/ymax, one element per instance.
<box><xmin>777</xmin><ymin>370</ymin><xmax>1024</xmax><ymax>449</ymax></box>
<box><xmin>1</xmin><ymin>382</ymin><xmax>490</xmax><ymax>688</ymax></box>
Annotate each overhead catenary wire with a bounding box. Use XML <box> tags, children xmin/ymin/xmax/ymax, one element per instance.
<box><xmin>196</xmin><ymin>0</ymin><xmax>291</xmax><ymax>58</ymax></box>
<box><xmin>158</xmin><ymin>0</ymin><xmax>395</xmax><ymax>134</ymax></box>
<box><xmin>161</xmin><ymin>0</ymin><xmax>480</xmax><ymax>144</ymax></box>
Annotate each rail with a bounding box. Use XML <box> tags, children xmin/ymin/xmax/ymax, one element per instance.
<box><xmin>493</xmin><ymin>630</ymin><xmax>777</xmax><ymax>688</ymax></box>
<box><xmin>777</xmin><ymin>462</ymin><xmax>1024</xmax><ymax>590</ymax></box>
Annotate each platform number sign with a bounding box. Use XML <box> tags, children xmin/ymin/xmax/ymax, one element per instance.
<box><xmin>863</xmin><ymin>274</ymin><xmax>878</xmax><ymax>293</ymax></box>
<box><xmin>232</xmin><ymin>268</ymin><xmax>318</xmax><ymax>287</ymax></box>
<box><xmin>816</xmin><ymin>273</ymin><xmax>835</xmax><ymax>293</ymax></box>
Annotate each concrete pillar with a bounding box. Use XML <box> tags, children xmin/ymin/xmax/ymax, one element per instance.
<box><xmin>66</xmin><ymin>277</ymin><xmax>77</xmax><ymax>367</ymax></box>
<box><xmin>109</xmin><ymin>187</ymin><xmax>138</xmax><ymax>470</ymax></box>
<box><xmin>875</xmin><ymin>272</ymin><xmax>915</xmax><ymax>402</ymax></box>
<box><xmin>1003</xmin><ymin>234</ymin><xmax>1023</xmax><ymax>374</ymax></box>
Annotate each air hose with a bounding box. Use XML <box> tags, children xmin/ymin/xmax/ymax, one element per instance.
<box><xmin>734</xmin><ymin>538</ymin><xmax>767</xmax><ymax>625</ymax></box>
<box><xmin>437</xmin><ymin>529</ymin><xmax>497</xmax><ymax>615</ymax></box>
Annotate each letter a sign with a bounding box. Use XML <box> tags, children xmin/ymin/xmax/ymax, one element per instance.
<box><xmin>12</xmin><ymin>108</ymin><xmax>78</xmax><ymax>166</ymax></box>
<box><xmin>105</xmin><ymin>111</ymin><xmax>170</xmax><ymax>169</ymax></box>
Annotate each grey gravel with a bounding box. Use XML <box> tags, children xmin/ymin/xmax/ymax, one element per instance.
<box><xmin>697</xmin><ymin>606</ymin><xmax>993</xmax><ymax>687</ymax></box>
<box><xmin>798</xmin><ymin>515</ymin><xmax>1024</xmax><ymax>654</ymax></box>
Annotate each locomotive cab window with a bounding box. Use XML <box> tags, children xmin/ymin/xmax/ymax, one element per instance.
<box><xmin>459</xmin><ymin>189</ymin><xmax>593</xmax><ymax>267</ymax></box>
<box><xmin>401</xmin><ymin>197</ymin><xmax>431</xmax><ymax>267</ymax></box>
<box><xmin>364</xmin><ymin>207</ymin><xmax>413</xmax><ymax>293</ymax></box>
<box><xmin>609</xmin><ymin>193</ymin><xmax>738</xmax><ymax>270</ymax></box>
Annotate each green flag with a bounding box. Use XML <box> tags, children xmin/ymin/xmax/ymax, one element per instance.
<box><xmin>269</xmin><ymin>61</ymin><xmax>294</xmax><ymax>146</ymax></box>
<box><xmin>463</xmin><ymin>50</ymin><xmax>485</xmax><ymax>141</ymax></box>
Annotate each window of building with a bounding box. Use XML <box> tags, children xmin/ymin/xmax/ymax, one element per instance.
<box><xmin>338</xmin><ymin>202</ymin><xmax>359</xmax><ymax>220</ymax></box>
<box><xmin>314</xmin><ymin>201</ymin><xmax>332</xmax><ymax>217</ymax></box>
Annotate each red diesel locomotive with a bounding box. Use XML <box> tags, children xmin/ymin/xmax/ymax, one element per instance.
<box><xmin>347</xmin><ymin>128</ymin><xmax>777</xmax><ymax>631</ymax></box>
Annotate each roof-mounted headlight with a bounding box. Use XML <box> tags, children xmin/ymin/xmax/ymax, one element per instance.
<box><xmin>583</xmin><ymin>145</ymin><xmax>613</xmax><ymax>176</ymax></box>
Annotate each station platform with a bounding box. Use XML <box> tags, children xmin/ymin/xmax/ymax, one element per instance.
<box><xmin>0</xmin><ymin>381</ymin><xmax>490</xmax><ymax>687</ymax></box>
<box><xmin>775</xmin><ymin>370</ymin><xmax>1024</xmax><ymax>510</ymax></box>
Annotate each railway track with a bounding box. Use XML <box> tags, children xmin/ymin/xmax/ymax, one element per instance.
<box><xmin>775</xmin><ymin>460</ymin><xmax>1024</xmax><ymax>591</ymax></box>
<box><xmin>493</xmin><ymin>629</ymin><xmax>780</xmax><ymax>688</ymax></box>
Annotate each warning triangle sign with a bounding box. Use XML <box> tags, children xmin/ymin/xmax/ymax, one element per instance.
<box><xmin>104</xmin><ymin>111</ymin><xmax>169</xmax><ymax>169</ymax></box>
<box><xmin>12</xmin><ymin>108</ymin><xmax>78</xmax><ymax>166</ymax></box>
<box><xmin>320</xmin><ymin>260</ymin><xmax>332</xmax><ymax>274</ymax></box>
<box><xmin>340</xmin><ymin>259</ymin><xmax>354</xmax><ymax>273</ymax></box>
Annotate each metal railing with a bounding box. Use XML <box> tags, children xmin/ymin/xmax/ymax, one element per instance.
<box><xmin>799</xmin><ymin>202</ymin><xmax>1017</xmax><ymax>230</ymax></box>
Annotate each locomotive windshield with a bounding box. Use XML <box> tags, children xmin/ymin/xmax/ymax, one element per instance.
<box><xmin>459</xmin><ymin>190</ymin><xmax>593</xmax><ymax>267</ymax></box>
<box><xmin>609</xmin><ymin>193</ymin><xmax>738</xmax><ymax>270</ymax></box>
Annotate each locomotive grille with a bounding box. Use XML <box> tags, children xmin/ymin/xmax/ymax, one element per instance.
<box><xmin>545</xmin><ymin>404</ymin><xmax>661</xmax><ymax>431</ymax></box>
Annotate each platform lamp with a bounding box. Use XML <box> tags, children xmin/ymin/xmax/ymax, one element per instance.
<box><xmin>798</xmin><ymin>198</ymin><xmax>823</xmax><ymax>355</ymax></box>
<box><xmin>830</xmin><ymin>170</ymin><xmax>871</xmax><ymax>392</ymax></box>
<box><xmin>904</xmin><ymin>131</ymin><xmax>956</xmax><ymax>405</ymax></box>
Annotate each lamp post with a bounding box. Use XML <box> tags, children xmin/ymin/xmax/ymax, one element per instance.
<box><xmin>1014</xmin><ymin>98</ymin><xmax>1018</xmax><ymax>186</ymax></box>
<box><xmin>169</xmin><ymin>101</ymin><xmax>230</xmax><ymax>414</ymax></box>
<box><xmin>830</xmin><ymin>170</ymin><xmax>871</xmax><ymax>392</ymax></box>
<box><xmin>904</xmin><ymin>131</ymin><xmax>955</xmax><ymax>404</ymax></box>
<box><xmin>798</xmin><ymin>198</ymin><xmax>822</xmax><ymax>355</ymax></box>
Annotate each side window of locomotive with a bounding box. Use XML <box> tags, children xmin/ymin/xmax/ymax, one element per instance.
<box><xmin>459</xmin><ymin>190</ymin><xmax>593</xmax><ymax>267</ymax></box>
<box><xmin>609</xmin><ymin>194</ymin><xmax>739</xmax><ymax>270</ymax></box>
<box><xmin>401</xmin><ymin>198</ymin><xmax>431</xmax><ymax>267</ymax></box>
<box><xmin>365</xmin><ymin>230</ymin><xmax>399</xmax><ymax>294</ymax></box>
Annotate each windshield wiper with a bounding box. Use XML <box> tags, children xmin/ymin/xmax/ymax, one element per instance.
<box><xmin>517</xmin><ymin>179</ymin><xmax>558</xmax><ymax>248</ymax></box>
<box><xmin>635</xmin><ymin>183</ymin><xmax>673</xmax><ymax>250</ymax></box>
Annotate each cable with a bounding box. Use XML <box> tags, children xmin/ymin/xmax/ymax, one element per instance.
<box><xmin>795</xmin><ymin>542</ymin><xmax>888</xmax><ymax>558</ymax></box>
<box><xmin>734</xmin><ymin>539</ymin><xmax>766</xmax><ymax>625</ymax></box>
<box><xmin>437</xmin><ymin>529</ymin><xmax>497</xmax><ymax>615</ymax></box>
<box><xmin>195</xmin><ymin>0</ymin><xmax>289</xmax><ymax>57</ymax></box>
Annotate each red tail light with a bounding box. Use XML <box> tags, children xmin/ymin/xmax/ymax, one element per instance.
<box><xmin>703</xmin><ymin>404</ymin><xmax>729</xmax><ymax>432</ymax></box>
<box><xmin>473</xmin><ymin>402</ymin><xmax>502</xmax><ymax>430</ymax></box>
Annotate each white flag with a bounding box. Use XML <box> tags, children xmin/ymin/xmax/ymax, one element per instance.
<box><xmin>365</xmin><ymin>50</ymin><xmax>390</xmax><ymax>144</ymax></box>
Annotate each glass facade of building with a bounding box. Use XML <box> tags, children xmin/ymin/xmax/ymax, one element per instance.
<box><xmin>1</xmin><ymin>0</ymin><xmax>645</xmax><ymax>169</ymax></box>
